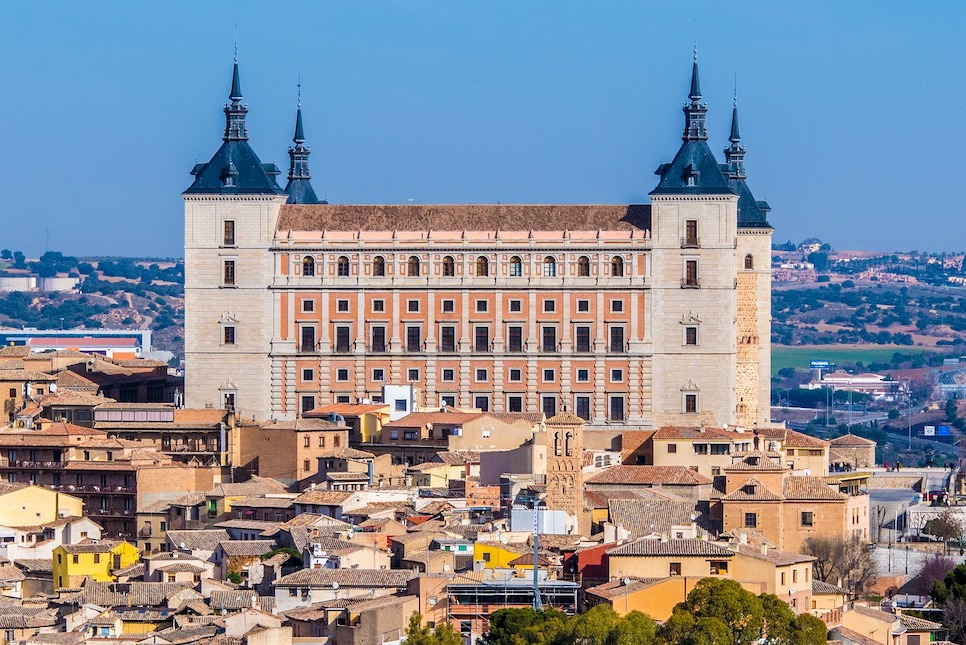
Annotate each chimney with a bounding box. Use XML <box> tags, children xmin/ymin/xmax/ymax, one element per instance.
<box><xmin>739</xmin><ymin>531</ymin><xmax>748</xmax><ymax>545</ymax></box>
<box><xmin>760</xmin><ymin>544</ymin><xmax>768</xmax><ymax>556</ymax></box>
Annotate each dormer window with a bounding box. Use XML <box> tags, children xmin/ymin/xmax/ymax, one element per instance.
<box><xmin>748</xmin><ymin>456</ymin><xmax>759</xmax><ymax>466</ymax></box>
<box><xmin>682</xmin><ymin>163</ymin><xmax>700</xmax><ymax>187</ymax></box>
<box><xmin>743</xmin><ymin>483</ymin><xmax>756</xmax><ymax>495</ymax></box>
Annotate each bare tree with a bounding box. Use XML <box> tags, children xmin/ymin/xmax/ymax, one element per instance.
<box><xmin>908</xmin><ymin>553</ymin><xmax>956</xmax><ymax>597</ymax></box>
<box><xmin>803</xmin><ymin>535</ymin><xmax>878</xmax><ymax>596</ymax></box>
<box><xmin>944</xmin><ymin>598</ymin><xmax>966</xmax><ymax>644</ymax></box>
<box><xmin>926</xmin><ymin>509</ymin><xmax>964</xmax><ymax>552</ymax></box>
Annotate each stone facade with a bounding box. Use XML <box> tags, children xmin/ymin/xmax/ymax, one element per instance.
<box><xmin>183</xmin><ymin>60</ymin><xmax>773</xmax><ymax>429</ymax></box>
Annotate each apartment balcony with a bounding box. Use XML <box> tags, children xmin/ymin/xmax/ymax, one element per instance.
<box><xmin>681</xmin><ymin>237</ymin><xmax>701</xmax><ymax>249</ymax></box>
<box><xmin>66</xmin><ymin>485</ymin><xmax>134</xmax><ymax>494</ymax></box>
<box><xmin>0</xmin><ymin>460</ymin><xmax>66</xmax><ymax>470</ymax></box>
<box><xmin>92</xmin><ymin>508</ymin><xmax>135</xmax><ymax>518</ymax></box>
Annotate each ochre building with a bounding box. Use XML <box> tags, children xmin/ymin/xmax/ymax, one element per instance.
<box><xmin>183</xmin><ymin>57</ymin><xmax>773</xmax><ymax>428</ymax></box>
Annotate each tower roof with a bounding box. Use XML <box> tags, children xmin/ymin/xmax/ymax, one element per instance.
<box><xmin>285</xmin><ymin>103</ymin><xmax>323</xmax><ymax>205</ymax></box>
<box><xmin>721</xmin><ymin>93</ymin><xmax>773</xmax><ymax>229</ymax></box>
<box><xmin>652</xmin><ymin>55</ymin><xmax>732</xmax><ymax>196</ymax></box>
<box><xmin>184</xmin><ymin>62</ymin><xmax>284</xmax><ymax>196</ymax></box>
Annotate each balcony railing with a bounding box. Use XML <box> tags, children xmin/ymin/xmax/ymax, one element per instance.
<box><xmin>681</xmin><ymin>237</ymin><xmax>701</xmax><ymax>248</ymax></box>
<box><xmin>681</xmin><ymin>278</ymin><xmax>700</xmax><ymax>289</ymax></box>
<box><xmin>0</xmin><ymin>460</ymin><xmax>66</xmax><ymax>469</ymax></box>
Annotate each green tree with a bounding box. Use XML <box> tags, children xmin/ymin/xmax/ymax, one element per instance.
<box><xmin>790</xmin><ymin>614</ymin><xmax>829</xmax><ymax>645</ymax></box>
<box><xmin>405</xmin><ymin>613</ymin><xmax>463</xmax><ymax>645</ymax></box>
<box><xmin>607</xmin><ymin>611</ymin><xmax>656</xmax><ymax>645</ymax></box>
<box><xmin>680</xmin><ymin>578</ymin><xmax>764</xmax><ymax>644</ymax></box>
<box><xmin>760</xmin><ymin>594</ymin><xmax>795</xmax><ymax>643</ymax></box>
<box><xmin>480</xmin><ymin>608</ymin><xmax>568</xmax><ymax>645</ymax></box>
<box><xmin>561</xmin><ymin>604</ymin><xmax>618</xmax><ymax>645</ymax></box>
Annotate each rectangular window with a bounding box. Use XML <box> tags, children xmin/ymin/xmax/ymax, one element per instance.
<box><xmin>301</xmin><ymin>396</ymin><xmax>316</xmax><ymax>414</ymax></box>
<box><xmin>372</xmin><ymin>368</ymin><xmax>385</xmax><ymax>382</ymax></box>
<box><xmin>684</xmin><ymin>259</ymin><xmax>699</xmax><ymax>287</ymax></box>
<box><xmin>609</xmin><ymin>396</ymin><xmax>625</xmax><ymax>421</ymax></box>
<box><xmin>223</xmin><ymin>260</ymin><xmax>236</xmax><ymax>286</ymax></box>
<box><xmin>406</xmin><ymin>326</ymin><xmax>421</xmax><ymax>352</ymax></box>
<box><xmin>669</xmin><ymin>562</ymin><xmax>681</xmax><ymax>576</ymax></box>
<box><xmin>710</xmin><ymin>561</ymin><xmax>728</xmax><ymax>575</ymax></box>
<box><xmin>508</xmin><ymin>368</ymin><xmax>522</xmax><ymax>382</ymax></box>
<box><xmin>319</xmin><ymin>435</ymin><xmax>326</xmax><ymax>447</ymax></box>
<box><xmin>610</xmin><ymin>326</ymin><xmax>624</xmax><ymax>353</ymax></box>
<box><xmin>474</xmin><ymin>395</ymin><xmax>489</xmax><ymax>412</ymax></box>
<box><xmin>440</xmin><ymin>326</ymin><xmax>456</xmax><ymax>353</ymax></box>
<box><xmin>575</xmin><ymin>396</ymin><xmax>591</xmax><ymax>421</ymax></box>
<box><xmin>685</xmin><ymin>219</ymin><xmax>698</xmax><ymax>247</ymax></box>
<box><xmin>576</xmin><ymin>369</ymin><xmax>589</xmax><ymax>382</ymax></box>
<box><xmin>577</xmin><ymin>299</ymin><xmax>590</xmax><ymax>313</ymax></box>
<box><xmin>685</xmin><ymin>394</ymin><xmax>697</xmax><ymax>413</ymax></box>
<box><xmin>575</xmin><ymin>326</ymin><xmax>591</xmax><ymax>353</ymax></box>
<box><xmin>509</xmin><ymin>299</ymin><xmax>522</xmax><ymax>313</ymax></box>
<box><xmin>371</xmin><ymin>326</ymin><xmax>386</xmax><ymax>352</ymax></box>
<box><xmin>337</xmin><ymin>299</ymin><xmax>350</xmax><ymax>312</ymax></box>
<box><xmin>407</xmin><ymin>368</ymin><xmax>420</xmax><ymax>382</ymax></box>
<box><xmin>301</xmin><ymin>299</ymin><xmax>315</xmax><ymax>313</ymax></box>
<box><xmin>336</xmin><ymin>369</ymin><xmax>349</xmax><ymax>382</ymax></box>
<box><xmin>223</xmin><ymin>220</ymin><xmax>236</xmax><ymax>246</ymax></box>
<box><xmin>610</xmin><ymin>369</ymin><xmax>623</xmax><ymax>382</ymax></box>
<box><xmin>300</xmin><ymin>326</ymin><xmax>316</xmax><ymax>353</ymax></box>
<box><xmin>475</xmin><ymin>368</ymin><xmax>488</xmax><ymax>382</ymax></box>
<box><xmin>542</xmin><ymin>326</ymin><xmax>556</xmax><ymax>353</ymax></box>
<box><xmin>541</xmin><ymin>396</ymin><xmax>556</xmax><ymax>418</ymax></box>
<box><xmin>442</xmin><ymin>299</ymin><xmax>455</xmax><ymax>313</ymax></box>
<box><xmin>610</xmin><ymin>299</ymin><xmax>624</xmax><ymax>313</ymax></box>
<box><xmin>335</xmin><ymin>326</ymin><xmax>351</xmax><ymax>353</ymax></box>
<box><xmin>440</xmin><ymin>395</ymin><xmax>456</xmax><ymax>407</ymax></box>
<box><xmin>407</xmin><ymin>299</ymin><xmax>419</xmax><ymax>313</ymax></box>
<box><xmin>372</xmin><ymin>299</ymin><xmax>385</xmax><ymax>312</ymax></box>
<box><xmin>303</xmin><ymin>459</ymin><xmax>311</xmax><ymax>472</ymax></box>
<box><xmin>441</xmin><ymin>368</ymin><xmax>455</xmax><ymax>382</ymax></box>
<box><xmin>223</xmin><ymin>326</ymin><xmax>235</xmax><ymax>345</ymax></box>
<box><xmin>508</xmin><ymin>326</ymin><xmax>524</xmax><ymax>353</ymax></box>
<box><xmin>507</xmin><ymin>395</ymin><xmax>523</xmax><ymax>412</ymax></box>
<box><xmin>685</xmin><ymin>326</ymin><xmax>698</xmax><ymax>345</ymax></box>
<box><xmin>475</xmin><ymin>326</ymin><xmax>490</xmax><ymax>352</ymax></box>
<box><xmin>394</xmin><ymin>399</ymin><xmax>408</xmax><ymax>412</ymax></box>
<box><xmin>475</xmin><ymin>300</ymin><xmax>488</xmax><ymax>313</ymax></box>
<box><xmin>543</xmin><ymin>299</ymin><xmax>556</xmax><ymax>313</ymax></box>
<box><xmin>744</xmin><ymin>513</ymin><xmax>757</xmax><ymax>528</ymax></box>
<box><xmin>667</xmin><ymin>443</ymin><xmax>677</xmax><ymax>454</ymax></box>
<box><xmin>542</xmin><ymin>368</ymin><xmax>555</xmax><ymax>382</ymax></box>
<box><xmin>73</xmin><ymin>555</ymin><xmax>79</xmax><ymax>565</ymax></box>
<box><xmin>801</xmin><ymin>511</ymin><xmax>814</xmax><ymax>527</ymax></box>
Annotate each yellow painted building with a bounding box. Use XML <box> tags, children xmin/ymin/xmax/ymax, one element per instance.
<box><xmin>52</xmin><ymin>540</ymin><xmax>140</xmax><ymax>589</ymax></box>
<box><xmin>473</xmin><ymin>542</ymin><xmax>529</xmax><ymax>569</ymax></box>
<box><xmin>586</xmin><ymin>576</ymin><xmax>764</xmax><ymax>621</ymax></box>
<box><xmin>0</xmin><ymin>484</ymin><xmax>83</xmax><ymax>526</ymax></box>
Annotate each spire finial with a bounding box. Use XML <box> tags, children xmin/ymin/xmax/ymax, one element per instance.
<box><xmin>682</xmin><ymin>50</ymin><xmax>707</xmax><ymax>141</ymax></box>
<box><xmin>234</xmin><ymin>23</ymin><xmax>238</xmax><ymax>63</ymax></box>
<box><xmin>297</xmin><ymin>75</ymin><xmax>302</xmax><ymax>109</ymax></box>
<box><xmin>688</xmin><ymin>46</ymin><xmax>702</xmax><ymax>101</ymax></box>
<box><xmin>729</xmin><ymin>77</ymin><xmax>741</xmax><ymax>144</ymax></box>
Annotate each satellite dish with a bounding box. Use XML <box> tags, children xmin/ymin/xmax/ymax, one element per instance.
<box><xmin>501</xmin><ymin>536</ymin><xmax>510</xmax><ymax>545</ymax></box>
<box><xmin>49</xmin><ymin>383</ymin><xmax>57</xmax><ymax>392</ymax></box>
<box><xmin>623</xmin><ymin>577</ymin><xmax>631</xmax><ymax>586</ymax></box>
<box><xmin>443</xmin><ymin>565</ymin><xmax>451</xmax><ymax>572</ymax></box>
<box><xmin>179</xmin><ymin>542</ymin><xmax>186</xmax><ymax>549</ymax></box>
<box><xmin>332</xmin><ymin>582</ymin><xmax>340</xmax><ymax>590</ymax></box>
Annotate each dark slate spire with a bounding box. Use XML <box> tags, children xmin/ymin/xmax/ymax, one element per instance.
<box><xmin>224</xmin><ymin>62</ymin><xmax>249</xmax><ymax>142</ymax></box>
<box><xmin>724</xmin><ymin>93</ymin><xmax>746</xmax><ymax>180</ymax></box>
<box><xmin>652</xmin><ymin>52</ymin><xmax>730</xmax><ymax>196</ymax></box>
<box><xmin>284</xmin><ymin>89</ymin><xmax>323</xmax><ymax>205</ymax></box>
<box><xmin>183</xmin><ymin>60</ymin><xmax>285</xmax><ymax>196</ymax></box>
<box><xmin>683</xmin><ymin>48</ymin><xmax>708</xmax><ymax>141</ymax></box>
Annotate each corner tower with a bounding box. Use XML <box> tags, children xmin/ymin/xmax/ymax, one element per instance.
<box><xmin>183</xmin><ymin>61</ymin><xmax>287</xmax><ymax>421</ymax></box>
<box><xmin>284</xmin><ymin>100</ymin><xmax>323</xmax><ymax>205</ymax></box>
<box><xmin>722</xmin><ymin>95</ymin><xmax>774</xmax><ymax>427</ymax></box>
<box><xmin>648</xmin><ymin>52</ymin><xmax>740</xmax><ymax>427</ymax></box>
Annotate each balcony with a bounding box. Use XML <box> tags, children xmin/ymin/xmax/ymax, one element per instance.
<box><xmin>138</xmin><ymin>525</ymin><xmax>153</xmax><ymax>538</ymax></box>
<box><xmin>93</xmin><ymin>508</ymin><xmax>134</xmax><ymax>517</ymax></box>
<box><xmin>0</xmin><ymin>460</ymin><xmax>66</xmax><ymax>469</ymax></box>
<box><xmin>681</xmin><ymin>237</ymin><xmax>701</xmax><ymax>249</ymax></box>
<box><xmin>681</xmin><ymin>278</ymin><xmax>700</xmax><ymax>289</ymax></box>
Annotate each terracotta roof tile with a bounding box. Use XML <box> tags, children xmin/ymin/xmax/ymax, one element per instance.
<box><xmin>275</xmin><ymin>568</ymin><xmax>415</xmax><ymax>588</ymax></box>
<box><xmin>586</xmin><ymin>465</ymin><xmax>712</xmax><ymax>486</ymax></box>
<box><xmin>782</xmin><ymin>476</ymin><xmax>847</xmax><ymax>501</ymax></box>
<box><xmin>606</xmin><ymin>538</ymin><xmax>733</xmax><ymax>557</ymax></box>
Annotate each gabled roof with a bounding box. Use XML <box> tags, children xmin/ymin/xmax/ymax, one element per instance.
<box><xmin>830</xmin><ymin>433</ymin><xmax>877</xmax><ymax>447</ymax></box>
<box><xmin>652</xmin><ymin>425</ymin><xmax>737</xmax><ymax>441</ymax></box>
<box><xmin>166</xmin><ymin>530</ymin><xmax>231</xmax><ymax>551</ymax></box>
<box><xmin>546</xmin><ymin>412</ymin><xmax>584</xmax><ymax>426</ymax></box>
<box><xmin>607</xmin><ymin>498</ymin><xmax>701</xmax><ymax>538</ymax></box>
<box><xmin>782</xmin><ymin>476</ymin><xmax>847</xmax><ymax>501</ymax></box>
<box><xmin>274</xmin><ymin>568</ymin><xmax>415</xmax><ymax>588</ymax></box>
<box><xmin>724</xmin><ymin>451</ymin><xmax>787</xmax><ymax>472</ymax></box>
<box><xmin>606</xmin><ymin>538</ymin><xmax>733</xmax><ymax>558</ymax></box>
<box><xmin>216</xmin><ymin>540</ymin><xmax>275</xmax><ymax>557</ymax></box>
<box><xmin>812</xmin><ymin>579</ymin><xmax>847</xmax><ymax>595</ymax></box>
<box><xmin>721</xmin><ymin>478</ymin><xmax>783</xmax><ymax>502</ymax></box>
<box><xmin>586</xmin><ymin>465</ymin><xmax>712</xmax><ymax>486</ymax></box>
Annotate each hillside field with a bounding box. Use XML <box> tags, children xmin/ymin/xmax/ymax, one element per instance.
<box><xmin>771</xmin><ymin>345</ymin><xmax>912</xmax><ymax>375</ymax></box>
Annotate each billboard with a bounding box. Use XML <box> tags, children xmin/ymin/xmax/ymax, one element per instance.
<box><xmin>939</xmin><ymin>425</ymin><xmax>952</xmax><ymax>436</ymax></box>
<box><xmin>924</xmin><ymin>426</ymin><xmax>936</xmax><ymax>436</ymax></box>
<box><xmin>810</xmin><ymin>360</ymin><xmax>831</xmax><ymax>369</ymax></box>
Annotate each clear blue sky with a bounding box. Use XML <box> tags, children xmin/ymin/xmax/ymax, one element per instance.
<box><xmin>0</xmin><ymin>2</ymin><xmax>963</xmax><ymax>258</ymax></box>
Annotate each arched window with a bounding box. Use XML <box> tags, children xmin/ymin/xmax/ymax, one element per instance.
<box><xmin>302</xmin><ymin>256</ymin><xmax>315</xmax><ymax>277</ymax></box>
<box><xmin>337</xmin><ymin>256</ymin><xmax>350</xmax><ymax>277</ymax></box>
<box><xmin>543</xmin><ymin>257</ymin><xmax>557</xmax><ymax>277</ymax></box>
<box><xmin>476</xmin><ymin>257</ymin><xmax>489</xmax><ymax>277</ymax></box>
<box><xmin>442</xmin><ymin>256</ymin><xmax>455</xmax><ymax>277</ymax></box>
<box><xmin>373</xmin><ymin>256</ymin><xmax>385</xmax><ymax>277</ymax></box>
<box><xmin>408</xmin><ymin>256</ymin><xmax>420</xmax><ymax>277</ymax></box>
<box><xmin>577</xmin><ymin>256</ymin><xmax>590</xmax><ymax>277</ymax></box>
<box><xmin>509</xmin><ymin>256</ymin><xmax>523</xmax><ymax>277</ymax></box>
<box><xmin>611</xmin><ymin>256</ymin><xmax>624</xmax><ymax>277</ymax></box>
<box><xmin>744</xmin><ymin>254</ymin><xmax>754</xmax><ymax>270</ymax></box>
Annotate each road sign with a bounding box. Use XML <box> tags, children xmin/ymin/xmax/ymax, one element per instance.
<box><xmin>939</xmin><ymin>426</ymin><xmax>952</xmax><ymax>436</ymax></box>
<box><xmin>924</xmin><ymin>426</ymin><xmax>936</xmax><ymax>436</ymax></box>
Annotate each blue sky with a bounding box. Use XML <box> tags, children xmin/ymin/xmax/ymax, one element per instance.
<box><xmin>0</xmin><ymin>2</ymin><xmax>963</xmax><ymax>257</ymax></box>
